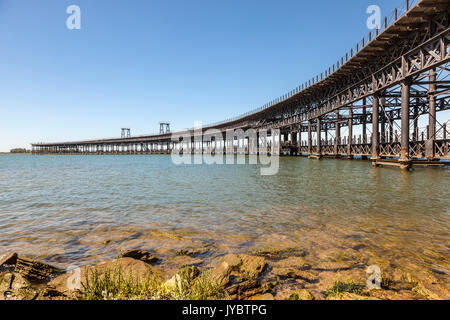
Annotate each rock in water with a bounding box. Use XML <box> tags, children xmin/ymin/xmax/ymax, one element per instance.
<box><xmin>287</xmin><ymin>289</ymin><xmax>316</xmax><ymax>300</ymax></box>
<box><xmin>0</xmin><ymin>272</ymin><xmax>14</xmax><ymax>291</ymax></box>
<box><xmin>221</xmin><ymin>254</ymin><xmax>243</xmax><ymax>269</ymax></box>
<box><xmin>211</xmin><ymin>254</ymin><xmax>242</xmax><ymax>286</ymax></box>
<box><xmin>167</xmin><ymin>255</ymin><xmax>203</xmax><ymax>268</ymax></box>
<box><xmin>238</xmin><ymin>254</ymin><xmax>267</xmax><ymax>279</ymax></box>
<box><xmin>271</xmin><ymin>267</ymin><xmax>318</xmax><ymax>282</ymax></box>
<box><xmin>176</xmin><ymin>249</ymin><xmax>205</xmax><ymax>256</ymax></box>
<box><xmin>117</xmin><ymin>250</ymin><xmax>159</xmax><ymax>264</ymax></box>
<box><xmin>211</xmin><ymin>254</ymin><xmax>267</xmax><ymax>282</ymax></box>
<box><xmin>0</xmin><ymin>252</ymin><xmax>18</xmax><ymax>268</ymax></box>
<box><xmin>0</xmin><ymin>272</ymin><xmax>39</xmax><ymax>301</ymax></box>
<box><xmin>10</xmin><ymin>273</ymin><xmax>30</xmax><ymax>291</ymax></box>
<box><xmin>226</xmin><ymin>280</ymin><xmax>276</xmax><ymax>300</ymax></box>
<box><xmin>211</xmin><ymin>262</ymin><xmax>233</xmax><ymax>286</ymax></box>
<box><xmin>14</xmin><ymin>257</ymin><xmax>61</xmax><ymax>282</ymax></box>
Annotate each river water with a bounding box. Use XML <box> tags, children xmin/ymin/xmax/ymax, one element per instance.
<box><xmin>0</xmin><ymin>154</ymin><xmax>448</xmax><ymax>281</ymax></box>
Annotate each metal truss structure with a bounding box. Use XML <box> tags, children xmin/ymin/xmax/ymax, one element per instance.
<box><xmin>32</xmin><ymin>0</ymin><xmax>449</xmax><ymax>169</ymax></box>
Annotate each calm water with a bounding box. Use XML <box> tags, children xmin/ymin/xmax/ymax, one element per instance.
<box><xmin>0</xmin><ymin>155</ymin><xmax>449</xmax><ymax>277</ymax></box>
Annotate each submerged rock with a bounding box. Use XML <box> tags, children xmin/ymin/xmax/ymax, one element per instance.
<box><xmin>251</xmin><ymin>248</ymin><xmax>307</xmax><ymax>259</ymax></box>
<box><xmin>166</xmin><ymin>255</ymin><xmax>203</xmax><ymax>269</ymax></box>
<box><xmin>238</xmin><ymin>254</ymin><xmax>267</xmax><ymax>279</ymax></box>
<box><xmin>272</xmin><ymin>257</ymin><xmax>311</xmax><ymax>270</ymax></box>
<box><xmin>221</xmin><ymin>254</ymin><xmax>243</xmax><ymax>269</ymax></box>
<box><xmin>271</xmin><ymin>267</ymin><xmax>318</xmax><ymax>282</ymax></box>
<box><xmin>210</xmin><ymin>254</ymin><xmax>243</xmax><ymax>286</ymax></box>
<box><xmin>117</xmin><ymin>249</ymin><xmax>159</xmax><ymax>265</ymax></box>
<box><xmin>176</xmin><ymin>248</ymin><xmax>207</xmax><ymax>256</ymax></box>
<box><xmin>314</xmin><ymin>261</ymin><xmax>355</xmax><ymax>271</ymax></box>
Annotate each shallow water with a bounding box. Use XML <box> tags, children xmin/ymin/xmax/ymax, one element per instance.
<box><xmin>0</xmin><ymin>154</ymin><xmax>449</xmax><ymax>279</ymax></box>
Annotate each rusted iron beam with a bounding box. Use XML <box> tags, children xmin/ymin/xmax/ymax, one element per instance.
<box><xmin>400</xmin><ymin>80</ymin><xmax>412</xmax><ymax>168</ymax></box>
<box><xmin>426</xmin><ymin>68</ymin><xmax>437</xmax><ymax>160</ymax></box>
<box><xmin>372</xmin><ymin>95</ymin><xmax>380</xmax><ymax>163</ymax></box>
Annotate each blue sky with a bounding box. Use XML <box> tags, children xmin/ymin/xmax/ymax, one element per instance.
<box><xmin>0</xmin><ymin>0</ymin><xmax>404</xmax><ymax>151</ymax></box>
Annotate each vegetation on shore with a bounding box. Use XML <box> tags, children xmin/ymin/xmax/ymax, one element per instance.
<box><xmin>9</xmin><ymin>148</ymin><xmax>30</xmax><ymax>154</ymax></box>
<box><xmin>1</xmin><ymin>249</ymin><xmax>447</xmax><ymax>301</ymax></box>
<box><xmin>325</xmin><ymin>279</ymin><xmax>365</xmax><ymax>298</ymax></box>
<box><xmin>81</xmin><ymin>265</ymin><xmax>228</xmax><ymax>300</ymax></box>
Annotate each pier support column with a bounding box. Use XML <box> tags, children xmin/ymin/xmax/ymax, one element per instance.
<box><xmin>400</xmin><ymin>80</ymin><xmax>411</xmax><ymax>169</ymax></box>
<box><xmin>307</xmin><ymin>120</ymin><xmax>312</xmax><ymax>157</ymax></box>
<box><xmin>291</xmin><ymin>129</ymin><xmax>298</xmax><ymax>155</ymax></box>
<box><xmin>347</xmin><ymin>108</ymin><xmax>353</xmax><ymax>159</ymax></box>
<box><xmin>380</xmin><ymin>110</ymin><xmax>386</xmax><ymax>144</ymax></box>
<box><xmin>232</xmin><ymin>136</ymin><xmax>236</xmax><ymax>154</ymax></box>
<box><xmin>443</xmin><ymin>124</ymin><xmax>448</xmax><ymax>158</ymax></box>
<box><xmin>291</xmin><ymin>130</ymin><xmax>297</xmax><ymax>145</ymax></box>
<box><xmin>426</xmin><ymin>68</ymin><xmax>436</xmax><ymax>160</ymax></box>
<box><xmin>413</xmin><ymin>100</ymin><xmax>419</xmax><ymax>142</ymax></box>
<box><xmin>372</xmin><ymin>94</ymin><xmax>380</xmax><ymax>164</ymax></box>
<box><xmin>362</xmin><ymin>98</ymin><xmax>367</xmax><ymax>144</ymax></box>
<box><xmin>389</xmin><ymin>113</ymin><xmax>394</xmax><ymax>144</ymax></box>
<box><xmin>316</xmin><ymin>118</ymin><xmax>322</xmax><ymax>158</ymax></box>
<box><xmin>334</xmin><ymin>111</ymin><xmax>340</xmax><ymax>157</ymax></box>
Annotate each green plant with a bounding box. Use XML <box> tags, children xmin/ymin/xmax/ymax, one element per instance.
<box><xmin>325</xmin><ymin>279</ymin><xmax>365</xmax><ymax>298</ymax></box>
<box><xmin>81</xmin><ymin>264</ymin><xmax>229</xmax><ymax>300</ymax></box>
<box><xmin>81</xmin><ymin>264</ymin><xmax>161</xmax><ymax>300</ymax></box>
<box><xmin>10</xmin><ymin>148</ymin><xmax>29</xmax><ymax>154</ymax></box>
<box><xmin>381</xmin><ymin>276</ymin><xmax>395</xmax><ymax>289</ymax></box>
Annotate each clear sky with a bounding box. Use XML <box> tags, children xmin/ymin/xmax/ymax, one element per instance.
<box><xmin>0</xmin><ymin>0</ymin><xmax>406</xmax><ymax>151</ymax></box>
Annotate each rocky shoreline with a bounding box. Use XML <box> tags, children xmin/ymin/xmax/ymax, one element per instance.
<box><xmin>1</xmin><ymin>248</ymin><xmax>448</xmax><ymax>300</ymax></box>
